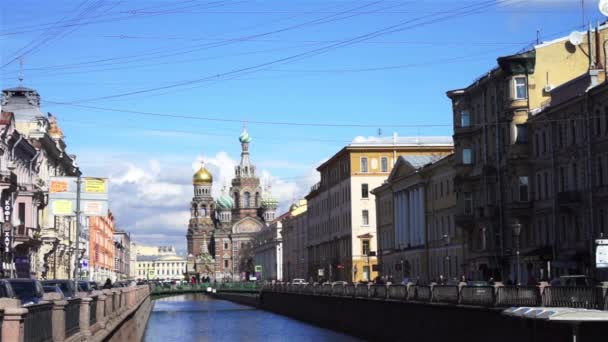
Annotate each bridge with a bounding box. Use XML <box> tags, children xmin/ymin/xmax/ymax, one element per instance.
<box><xmin>0</xmin><ymin>285</ymin><xmax>151</xmax><ymax>342</ymax></box>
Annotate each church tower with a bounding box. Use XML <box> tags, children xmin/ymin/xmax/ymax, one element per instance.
<box><xmin>230</xmin><ymin>127</ymin><xmax>262</xmax><ymax>220</ymax></box>
<box><xmin>187</xmin><ymin>162</ymin><xmax>216</xmax><ymax>258</ymax></box>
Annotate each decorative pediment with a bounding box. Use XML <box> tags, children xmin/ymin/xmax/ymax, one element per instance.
<box><xmin>233</xmin><ymin>216</ymin><xmax>263</xmax><ymax>234</ymax></box>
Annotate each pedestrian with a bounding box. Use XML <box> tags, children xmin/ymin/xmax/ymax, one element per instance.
<box><xmin>103</xmin><ymin>278</ymin><xmax>112</xmax><ymax>289</ymax></box>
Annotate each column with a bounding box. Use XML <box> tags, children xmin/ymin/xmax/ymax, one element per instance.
<box><xmin>51</xmin><ymin>299</ymin><xmax>68</xmax><ymax>342</ymax></box>
<box><xmin>79</xmin><ymin>297</ymin><xmax>93</xmax><ymax>338</ymax></box>
<box><xmin>96</xmin><ymin>293</ymin><xmax>107</xmax><ymax>329</ymax></box>
<box><xmin>2</xmin><ymin>307</ymin><xmax>28</xmax><ymax>342</ymax></box>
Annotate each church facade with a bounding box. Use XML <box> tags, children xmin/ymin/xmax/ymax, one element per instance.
<box><xmin>186</xmin><ymin>129</ymin><xmax>278</xmax><ymax>281</ymax></box>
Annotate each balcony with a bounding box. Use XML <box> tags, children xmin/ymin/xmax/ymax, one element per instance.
<box><xmin>557</xmin><ymin>191</ymin><xmax>582</xmax><ymax>207</ymax></box>
<box><xmin>506</xmin><ymin>143</ymin><xmax>530</xmax><ymax>161</ymax></box>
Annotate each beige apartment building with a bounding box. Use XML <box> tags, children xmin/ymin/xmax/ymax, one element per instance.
<box><xmin>306</xmin><ymin>135</ymin><xmax>452</xmax><ymax>283</ymax></box>
<box><xmin>282</xmin><ymin>199</ymin><xmax>308</xmax><ymax>281</ymax></box>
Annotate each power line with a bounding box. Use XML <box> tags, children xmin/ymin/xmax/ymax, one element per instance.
<box><xmin>53</xmin><ymin>0</ymin><xmax>511</xmax><ymax>104</ymax></box>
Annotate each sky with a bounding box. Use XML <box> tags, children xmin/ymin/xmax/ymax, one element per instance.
<box><xmin>0</xmin><ymin>0</ymin><xmax>604</xmax><ymax>253</ymax></box>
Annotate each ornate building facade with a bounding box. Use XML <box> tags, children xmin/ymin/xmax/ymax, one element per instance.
<box><xmin>186</xmin><ymin>129</ymin><xmax>277</xmax><ymax>281</ymax></box>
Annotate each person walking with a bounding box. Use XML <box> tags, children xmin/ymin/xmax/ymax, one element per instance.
<box><xmin>103</xmin><ymin>278</ymin><xmax>112</xmax><ymax>289</ymax></box>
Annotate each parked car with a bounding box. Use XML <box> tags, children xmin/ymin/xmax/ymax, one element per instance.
<box><xmin>550</xmin><ymin>275</ymin><xmax>597</xmax><ymax>287</ymax></box>
<box><xmin>291</xmin><ymin>279</ymin><xmax>308</xmax><ymax>285</ymax></box>
<box><xmin>41</xmin><ymin>280</ymin><xmax>77</xmax><ymax>299</ymax></box>
<box><xmin>400</xmin><ymin>277</ymin><xmax>419</xmax><ymax>286</ymax></box>
<box><xmin>88</xmin><ymin>281</ymin><xmax>100</xmax><ymax>291</ymax></box>
<box><xmin>8</xmin><ymin>279</ymin><xmax>44</xmax><ymax>306</ymax></box>
<box><xmin>0</xmin><ymin>279</ymin><xmax>16</xmax><ymax>299</ymax></box>
<box><xmin>331</xmin><ymin>281</ymin><xmax>348</xmax><ymax>286</ymax></box>
<box><xmin>42</xmin><ymin>285</ymin><xmax>63</xmax><ymax>296</ymax></box>
<box><xmin>77</xmin><ymin>280</ymin><xmax>92</xmax><ymax>293</ymax></box>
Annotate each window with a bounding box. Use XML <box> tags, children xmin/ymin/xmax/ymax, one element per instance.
<box><xmin>361</xmin><ymin>183</ymin><xmax>369</xmax><ymax>199</ymax></box>
<box><xmin>513</xmin><ymin>76</ymin><xmax>527</xmax><ymax>99</ymax></box>
<box><xmin>18</xmin><ymin>203</ymin><xmax>25</xmax><ymax>226</ymax></box>
<box><xmin>461</xmin><ymin>110</ymin><xmax>471</xmax><ymax>128</ymax></box>
<box><xmin>572</xmin><ymin>163</ymin><xmax>578</xmax><ymax>190</ymax></box>
<box><xmin>224</xmin><ymin>242</ymin><xmax>228</xmax><ymax>249</ymax></box>
<box><xmin>381</xmin><ymin>157</ymin><xmax>389</xmax><ymax>173</ymax></box>
<box><xmin>515</xmin><ymin>124</ymin><xmax>528</xmax><ymax>143</ymax></box>
<box><xmin>362</xmin><ymin>210</ymin><xmax>369</xmax><ymax>226</ymax></box>
<box><xmin>464</xmin><ymin>192</ymin><xmax>473</xmax><ymax>214</ymax></box>
<box><xmin>518</xmin><ymin>176</ymin><xmax>529</xmax><ymax>202</ymax></box>
<box><xmin>544</xmin><ymin>171</ymin><xmax>549</xmax><ymax>199</ymax></box>
<box><xmin>224</xmin><ymin>260</ymin><xmax>229</xmax><ymax>268</ymax></box>
<box><xmin>462</xmin><ymin>148</ymin><xmax>473</xmax><ymax>165</ymax></box>
<box><xmin>560</xmin><ymin>166</ymin><xmax>567</xmax><ymax>191</ymax></box>
<box><xmin>571</xmin><ymin>120</ymin><xmax>577</xmax><ymax>144</ymax></box>
<box><xmin>360</xmin><ymin>157</ymin><xmax>368</xmax><ymax>173</ymax></box>
<box><xmin>542</xmin><ymin>131</ymin><xmax>547</xmax><ymax>153</ymax></box>
<box><xmin>244</xmin><ymin>192</ymin><xmax>251</xmax><ymax>207</ymax></box>
<box><xmin>362</xmin><ymin>239</ymin><xmax>370</xmax><ymax>256</ymax></box>
<box><xmin>599</xmin><ymin>157</ymin><xmax>604</xmax><ymax>186</ymax></box>
<box><xmin>536</xmin><ymin>174</ymin><xmax>542</xmax><ymax>200</ymax></box>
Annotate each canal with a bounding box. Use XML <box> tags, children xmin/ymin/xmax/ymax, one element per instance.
<box><xmin>144</xmin><ymin>294</ymin><xmax>361</xmax><ymax>341</ymax></box>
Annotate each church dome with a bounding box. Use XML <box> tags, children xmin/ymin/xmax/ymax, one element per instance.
<box><xmin>216</xmin><ymin>194</ymin><xmax>234</xmax><ymax>209</ymax></box>
<box><xmin>261</xmin><ymin>192</ymin><xmax>279</xmax><ymax>210</ymax></box>
<box><xmin>239</xmin><ymin>129</ymin><xmax>252</xmax><ymax>144</ymax></box>
<box><xmin>193</xmin><ymin>165</ymin><xmax>213</xmax><ymax>185</ymax></box>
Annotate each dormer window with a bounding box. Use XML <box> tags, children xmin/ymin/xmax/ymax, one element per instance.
<box><xmin>512</xmin><ymin>76</ymin><xmax>527</xmax><ymax>100</ymax></box>
<box><xmin>461</xmin><ymin>110</ymin><xmax>471</xmax><ymax>128</ymax></box>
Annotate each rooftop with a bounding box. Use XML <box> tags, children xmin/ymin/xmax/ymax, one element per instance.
<box><xmin>350</xmin><ymin>134</ymin><xmax>453</xmax><ymax>147</ymax></box>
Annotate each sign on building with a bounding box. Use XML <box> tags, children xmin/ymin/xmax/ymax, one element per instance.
<box><xmin>48</xmin><ymin>177</ymin><xmax>108</xmax><ymax>217</ymax></box>
<box><xmin>596</xmin><ymin>239</ymin><xmax>608</xmax><ymax>269</ymax></box>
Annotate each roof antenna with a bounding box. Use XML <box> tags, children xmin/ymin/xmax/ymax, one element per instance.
<box><xmin>18</xmin><ymin>57</ymin><xmax>25</xmax><ymax>86</ymax></box>
<box><xmin>377</xmin><ymin>128</ymin><xmax>382</xmax><ymax>137</ymax></box>
<box><xmin>536</xmin><ymin>29</ymin><xmax>541</xmax><ymax>45</ymax></box>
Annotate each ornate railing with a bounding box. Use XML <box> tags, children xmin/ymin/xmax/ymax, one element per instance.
<box><xmin>542</xmin><ymin>286</ymin><xmax>605</xmax><ymax>309</ymax></box>
<box><xmin>23</xmin><ymin>303</ymin><xmax>53</xmax><ymax>342</ymax></box>
<box><xmin>432</xmin><ymin>285</ymin><xmax>459</xmax><ymax>304</ymax></box>
<box><xmin>496</xmin><ymin>286</ymin><xmax>541</xmax><ymax>307</ymax></box>
<box><xmin>65</xmin><ymin>298</ymin><xmax>81</xmax><ymax>338</ymax></box>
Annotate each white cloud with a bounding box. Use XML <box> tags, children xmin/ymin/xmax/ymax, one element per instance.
<box><xmin>100</xmin><ymin>150</ymin><xmax>320</xmax><ymax>254</ymax></box>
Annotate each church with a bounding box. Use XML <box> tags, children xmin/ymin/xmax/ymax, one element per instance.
<box><xmin>186</xmin><ymin>128</ymin><xmax>278</xmax><ymax>281</ymax></box>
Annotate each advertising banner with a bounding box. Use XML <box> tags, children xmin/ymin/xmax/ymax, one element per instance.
<box><xmin>84</xmin><ymin>178</ymin><xmax>107</xmax><ymax>193</ymax></box>
<box><xmin>49</xmin><ymin>176</ymin><xmax>109</xmax><ymax>217</ymax></box>
<box><xmin>596</xmin><ymin>239</ymin><xmax>608</xmax><ymax>269</ymax></box>
<box><xmin>51</xmin><ymin>199</ymin><xmax>74</xmax><ymax>216</ymax></box>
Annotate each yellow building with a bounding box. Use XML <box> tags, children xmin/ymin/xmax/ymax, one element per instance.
<box><xmin>136</xmin><ymin>254</ymin><xmax>186</xmax><ymax>281</ymax></box>
<box><xmin>306</xmin><ymin>134</ymin><xmax>453</xmax><ymax>283</ymax></box>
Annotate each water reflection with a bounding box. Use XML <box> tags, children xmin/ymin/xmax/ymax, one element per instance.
<box><xmin>144</xmin><ymin>294</ymin><xmax>361</xmax><ymax>342</ymax></box>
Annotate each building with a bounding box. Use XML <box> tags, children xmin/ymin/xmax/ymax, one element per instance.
<box><xmin>136</xmin><ymin>254</ymin><xmax>186</xmax><ymax>281</ymax></box>
<box><xmin>89</xmin><ymin>212</ymin><xmax>116</xmax><ymax>282</ymax></box>
<box><xmin>135</xmin><ymin>245</ymin><xmax>176</xmax><ymax>257</ymax></box>
<box><xmin>373</xmin><ymin>154</ymin><xmax>463</xmax><ymax>282</ymax></box>
<box><xmin>305</xmin><ymin>135</ymin><xmax>453</xmax><ymax>283</ymax></box>
<box><xmin>129</xmin><ymin>241</ymin><xmax>138</xmax><ymax>279</ymax></box>
<box><xmin>252</xmin><ymin>211</ymin><xmax>287</xmax><ymax>281</ymax></box>
<box><xmin>282</xmin><ymin>199</ymin><xmax>308</xmax><ymax>281</ymax></box>
<box><xmin>1</xmin><ymin>86</ymin><xmax>81</xmax><ymax>279</ymax></box>
<box><xmin>186</xmin><ymin>128</ymin><xmax>278</xmax><ymax>281</ymax></box>
<box><xmin>446</xmin><ymin>25</ymin><xmax>608</xmax><ymax>282</ymax></box>
<box><xmin>113</xmin><ymin>231</ymin><xmax>131</xmax><ymax>280</ymax></box>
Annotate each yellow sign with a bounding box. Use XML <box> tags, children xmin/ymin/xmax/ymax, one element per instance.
<box><xmin>52</xmin><ymin>200</ymin><xmax>73</xmax><ymax>215</ymax></box>
<box><xmin>85</xmin><ymin>178</ymin><xmax>107</xmax><ymax>193</ymax></box>
<box><xmin>50</xmin><ymin>181</ymin><xmax>68</xmax><ymax>193</ymax></box>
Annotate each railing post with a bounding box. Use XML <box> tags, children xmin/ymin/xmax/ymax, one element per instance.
<box><xmin>51</xmin><ymin>299</ymin><xmax>68</xmax><ymax>342</ymax></box>
<box><xmin>2</xmin><ymin>307</ymin><xmax>28</xmax><ymax>342</ymax></box>
<box><xmin>79</xmin><ymin>297</ymin><xmax>93</xmax><ymax>338</ymax></box>
<box><xmin>96</xmin><ymin>293</ymin><xmax>107</xmax><ymax>329</ymax></box>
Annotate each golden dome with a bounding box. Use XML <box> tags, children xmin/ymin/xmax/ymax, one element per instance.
<box><xmin>193</xmin><ymin>166</ymin><xmax>213</xmax><ymax>184</ymax></box>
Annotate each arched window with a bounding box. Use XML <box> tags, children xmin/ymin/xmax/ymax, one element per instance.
<box><xmin>244</xmin><ymin>192</ymin><xmax>251</xmax><ymax>207</ymax></box>
<box><xmin>234</xmin><ymin>192</ymin><xmax>240</xmax><ymax>208</ymax></box>
<box><xmin>193</xmin><ymin>204</ymin><xmax>198</xmax><ymax>217</ymax></box>
<box><xmin>201</xmin><ymin>205</ymin><xmax>207</xmax><ymax>217</ymax></box>
<box><xmin>255</xmin><ymin>192</ymin><xmax>260</xmax><ymax>207</ymax></box>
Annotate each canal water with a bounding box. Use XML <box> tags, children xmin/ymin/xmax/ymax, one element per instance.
<box><xmin>144</xmin><ymin>294</ymin><xmax>361</xmax><ymax>342</ymax></box>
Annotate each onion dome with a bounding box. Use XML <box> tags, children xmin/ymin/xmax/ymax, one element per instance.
<box><xmin>239</xmin><ymin>129</ymin><xmax>252</xmax><ymax>144</ymax></box>
<box><xmin>193</xmin><ymin>164</ymin><xmax>213</xmax><ymax>185</ymax></box>
<box><xmin>216</xmin><ymin>194</ymin><xmax>234</xmax><ymax>209</ymax></box>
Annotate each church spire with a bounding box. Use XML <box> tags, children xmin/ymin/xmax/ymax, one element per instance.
<box><xmin>236</xmin><ymin>126</ymin><xmax>255</xmax><ymax>178</ymax></box>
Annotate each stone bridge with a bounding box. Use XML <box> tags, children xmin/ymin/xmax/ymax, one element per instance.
<box><xmin>0</xmin><ymin>285</ymin><xmax>152</xmax><ymax>342</ymax></box>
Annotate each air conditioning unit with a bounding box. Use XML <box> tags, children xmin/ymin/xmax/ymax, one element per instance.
<box><xmin>544</xmin><ymin>84</ymin><xmax>554</xmax><ymax>93</ymax></box>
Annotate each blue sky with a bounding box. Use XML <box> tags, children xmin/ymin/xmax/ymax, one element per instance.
<box><xmin>1</xmin><ymin>0</ymin><xmax>604</xmax><ymax>251</ymax></box>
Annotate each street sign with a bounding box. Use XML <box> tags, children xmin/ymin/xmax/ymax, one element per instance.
<box><xmin>80</xmin><ymin>259</ymin><xmax>89</xmax><ymax>270</ymax></box>
<box><xmin>254</xmin><ymin>265</ymin><xmax>262</xmax><ymax>272</ymax></box>
<box><xmin>597</xmin><ymin>240</ymin><xmax>608</xmax><ymax>268</ymax></box>
<box><xmin>318</xmin><ymin>269</ymin><xmax>324</xmax><ymax>277</ymax></box>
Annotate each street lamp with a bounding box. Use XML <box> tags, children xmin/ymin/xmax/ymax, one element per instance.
<box><xmin>512</xmin><ymin>222</ymin><xmax>522</xmax><ymax>286</ymax></box>
<box><xmin>443</xmin><ymin>234</ymin><xmax>451</xmax><ymax>279</ymax></box>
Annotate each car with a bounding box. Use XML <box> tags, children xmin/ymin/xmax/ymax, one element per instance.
<box><xmin>400</xmin><ymin>277</ymin><xmax>419</xmax><ymax>286</ymax></box>
<box><xmin>88</xmin><ymin>281</ymin><xmax>100</xmax><ymax>291</ymax></box>
<box><xmin>76</xmin><ymin>280</ymin><xmax>92</xmax><ymax>293</ymax></box>
<box><xmin>43</xmin><ymin>285</ymin><xmax>63</xmax><ymax>296</ymax></box>
<box><xmin>331</xmin><ymin>281</ymin><xmax>348</xmax><ymax>286</ymax></box>
<box><xmin>550</xmin><ymin>275</ymin><xmax>597</xmax><ymax>287</ymax></box>
<box><xmin>41</xmin><ymin>280</ymin><xmax>77</xmax><ymax>299</ymax></box>
<box><xmin>291</xmin><ymin>279</ymin><xmax>308</xmax><ymax>285</ymax></box>
<box><xmin>0</xmin><ymin>279</ymin><xmax>16</xmax><ymax>299</ymax></box>
<box><xmin>8</xmin><ymin>279</ymin><xmax>44</xmax><ymax>306</ymax></box>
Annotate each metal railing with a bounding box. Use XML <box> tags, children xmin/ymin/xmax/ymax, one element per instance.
<box><xmin>542</xmin><ymin>286</ymin><xmax>604</xmax><ymax>309</ymax></box>
<box><xmin>263</xmin><ymin>283</ymin><xmax>608</xmax><ymax>310</ymax></box>
<box><xmin>432</xmin><ymin>285</ymin><xmax>459</xmax><ymax>304</ymax></box>
<box><xmin>65</xmin><ymin>298</ymin><xmax>81</xmax><ymax>338</ymax></box>
<box><xmin>496</xmin><ymin>286</ymin><xmax>541</xmax><ymax>307</ymax></box>
<box><xmin>89</xmin><ymin>296</ymin><xmax>98</xmax><ymax>326</ymax></box>
<box><xmin>460</xmin><ymin>286</ymin><xmax>495</xmax><ymax>306</ymax></box>
<box><xmin>23</xmin><ymin>303</ymin><xmax>53</xmax><ymax>342</ymax></box>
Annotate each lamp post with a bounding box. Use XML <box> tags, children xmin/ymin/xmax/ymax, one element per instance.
<box><xmin>400</xmin><ymin>259</ymin><xmax>405</xmax><ymax>282</ymax></box>
<box><xmin>443</xmin><ymin>234</ymin><xmax>451</xmax><ymax>278</ymax></box>
<box><xmin>513</xmin><ymin>223</ymin><xmax>522</xmax><ymax>286</ymax></box>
